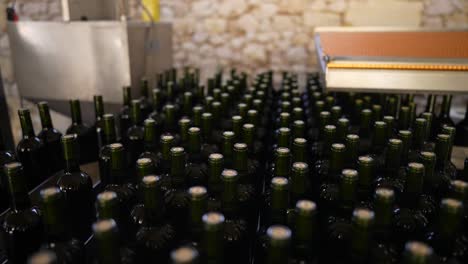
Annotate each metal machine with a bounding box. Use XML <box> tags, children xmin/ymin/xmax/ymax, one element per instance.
<box><xmin>7</xmin><ymin>0</ymin><xmax>172</xmax><ymax>121</ymax></box>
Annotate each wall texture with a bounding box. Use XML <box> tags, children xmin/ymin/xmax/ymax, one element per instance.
<box><xmin>0</xmin><ymin>0</ymin><xmax>467</xmax><ymax>143</ymax></box>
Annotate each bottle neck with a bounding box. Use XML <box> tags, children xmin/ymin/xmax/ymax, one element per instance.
<box><xmin>109</xmin><ymin>146</ymin><xmax>126</xmax><ymax>185</ymax></box>
<box><xmin>38</xmin><ymin>102</ymin><xmax>54</xmax><ymax>129</ymax></box>
<box><xmin>123</xmin><ymin>87</ymin><xmax>131</xmax><ymax>107</ymax></box>
<box><xmin>222</xmin><ymin>134</ymin><xmax>234</xmax><ymax>163</ymax></box>
<box><xmin>95</xmin><ymin>223</ymin><xmax>122</xmax><ymax>264</ymax></box>
<box><xmin>70</xmin><ymin>100</ymin><xmax>83</xmax><ymax>125</ymax></box>
<box><xmin>5</xmin><ymin>163</ymin><xmax>31</xmax><ymax>211</ymax></box>
<box><xmin>62</xmin><ymin>136</ymin><xmax>81</xmax><ymax>173</ymax></box>
<box><xmin>270</xmin><ymin>179</ymin><xmax>290</xmax><ymax>225</ymax></box>
<box><xmin>102</xmin><ymin>115</ymin><xmax>117</xmax><ymax>145</ymax></box>
<box><xmin>142</xmin><ymin>179</ymin><xmax>164</xmax><ymax>223</ymax></box>
<box><xmin>440</xmin><ymin>95</ymin><xmax>452</xmax><ymax>118</ymax></box>
<box><xmin>188</xmin><ymin>188</ymin><xmax>208</xmax><ymax>236</ymax></box>
<box><xmin>170</xmin><ymin>152</ymin><xmax>186</xmax><ymax>185</ymax></box>
<box><xmin>143</xmin><ymin>120</ymin><xmax>157</xmax><ymax>150</ymax></box>
<box><xmin>435</xmin><ymin>135</ymin><xmax>451</xmax><ymax>167</ymax></box>
<box><xmin>274</xmin><ymin>152</ymin><xmax>292</xmax><ymax>178</ymax></box>
<box><xmin>18</xmin><ymin>109</ymin><xmax>36</xmax><ymax>138</ymax></box>
<box><xmin>94</xmin><ymin>96</ymin><xmax>104</xmax><ymax>121</ymax></box>
<box><xmin>374</xmin><ymin>190</ymin><xmax>394</xmax><ymax>230</ymax></box>
<box><xmin>385</xmin><ymin>142</ymin><xmax>402</xmax><ymax>173</ymax></box>
<box><xmin>41</xmin><ymin>190</ymin><xmax>70</xmax><ymax>241</ymax></box>
<box><xmin>188</xmin><ymin>130</ymin><xmax>202</xmax><ymax>155</ymax></box>
<box><xmin>425</xmin><ymin>95</ymin><xmax>436</xmax><ymax>113</ymax></box>
<box><xmin>412</xmin><ymin>119</ymin><xmax>427</xmax><ymax>150</ymax></box>
<box><xmin>292</xmin><ymin>139</ymin><xmax>306</xmax><ymax>163</ymax></box>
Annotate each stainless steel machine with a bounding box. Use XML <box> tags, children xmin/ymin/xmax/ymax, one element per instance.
<box><xmin>7</xmin><ymin>0</ymin><xmax>172</xmax><ymax>121</ymax></box>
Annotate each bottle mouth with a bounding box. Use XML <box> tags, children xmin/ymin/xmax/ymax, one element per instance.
<box><xmin>293</xmin><ymin>138</ymin><xmax>307</xmax><ymax>145</ymax></box>
<box><xmin>296</xmin><ymin>200</ymin><xmax>316</xmax><ymax>214</ymax></box>
<box><xmin>271</xmin><ymin>177</ymin><xmax>289</xmax><ymax>189</ymax></box>
<box><xmin>292</xmin><ymin>162</ymin><xmax>308</xmax><ymax>172</ymax></box>
<box><xmin>267</xmin><ymin>225</ymin><xmax>291</xmax><ymax>241</ymax></box>
<box><xmin>203</xmin><ymin>212</ymin><xmax>225</xmax><ymax>227</ymax></box>
<box><xmin>171</xmin><ymin>247</ymin><xmax>199</xmax><ymax>263</ymax></box>
<box><xmin>375</xmin><ymin>188</ymin><xmax>395</xmax><ymax>201</ymax></box>
<box><xmin>405</xmin><ymin>241</ymin><xmax>433</xmax><ymax>258</ymax></box>
<box><xmin>93</xmin><ymin>219</ymin><xmax>116</xmax><ymax>234</ymax></box>
<box><xmin>109</xmin><ymin>143</ymin><xmax>123</xmax><ymax>151</ymax></box>
<box><xmin>142</xmin><ymin>175</ymin><xmax>160</xmax><ymax>187</ymax></box>
<box><xmin>221</xmin><ymin>169</ymin><xmax>238</xmax><ymax>181</ymax></box>
<box><xmin>137</xmin><ymin>158</ymin><xmax>153</xmax><ymax>167</ymax></box>
<box><xmin>441</xmin><ymin>198</ymin><xmax>463</xmax><ymax>213</ymax></box>
<box><xmin>171</xmin><ymin>147</ymin><xmax>185</xmax><ymax>156</ymax></box>
<box><xmin>97</xmin><ymin>191</ymin><xmax>117</xmax><ymax>204</ymax></box>
<box><xmin>188</xmin><ymin>186</ymin><xmax>208</xmax><ymax>200</ymax></box>
<box><xmin>352</xmin><ymin>208</ymin><xmax>375</xmax><ymax>225</ymax></box>
<box><xmin>358</xmin><ymin>155</ymin><xmax>374</xmax><ymax>165</ymax></box>
<box><xmin>209</xmin><ymin>153</ymin><xmax>224</xmax><ymax>163</ymax></box>
<box><xmin>234</xmin><ymin>143</ymin><xmax>248</xmax><ymax>151</ymax></box>
<box><xmin>40</xmin><ymin>187</ymin><xmax>62</xmax><ymax>201</ymax></box>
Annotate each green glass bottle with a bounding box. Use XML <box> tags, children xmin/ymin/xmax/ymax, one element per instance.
<box><xmin>138</xmin><ymin>118</ymin><xmax>159</xmax><ymax>166</ymax></box>
<box><xmin>96</xmin><ymin>191</ymin><xmax>131</xmax><ymax>240</ymax></box>
<box><xmin>39</xmin><ymin>187</ymin><xmax>84</xmax><ymax>263</ymax></box>
<box><xmin>231</xmin><ymin>115</ymin><xmax>243</xmax><ymax>141</ymax></box>
<box><xmin>66</xmin><ymin>99</ymin><xmax>98</xmax><ymax>163</ymax></box>
<box><xmin>412</xmin><ymin>118</ymin><xmax>428</xmax><ymax>152</ymax></box>
<box><xmin>290</xmin><ymin>162</ymin><xmax>310</xmax><ymax>205</ymax></box>
<box><xmin>403</xmin><ymin>162</ymin><xmax>425</xmax><ymax>207</ymax></box>
<box><xmin>371</xmin><ymin>121</ymin><xmax>387</xmax><ymax>154</ymax></box>
<box><xmin>133</xmin><ymin>175</ymin><xmax>176</xmax><ymax>261</ymax></box>
<box><xmin>201</xmin><ymin>212</ymin><xmax>225</xmax><ymax>264</ymax></box>
<box><xmin>455</xmin><ymin>101</ymin><xmax>468</xmax><ymax>146</ymax></box>
<box><xmin>92</xmin><ymin>219</ymin><xmax>136</xmax><ymax>264</ymax></box>
<box><xmin>207</xmin><ymin>153</ymin><xmax>223</xmax><ymax>196</ymax></box>
<box><xmin>56</xmin><ymin>134</ymin><xmax>94</xmax><ymax>241</ymax></box>
<box><xmin>373</xmin><ymin>188</ymin><xmax>395</xmax><ymax>242</ymax></box>
<box><xmin>436</xmin><ymin>95</ymin><xmax>455</xmax><ymax>133</ymax></box>
<box><xmin>119</xmin><ymin>86</ymin><xmax>132</xmax><ymax>139</ymax></box>
<box><xmin>221</xmin><ymin>131</ymin><xmax>235</xmax><ymax>167</ymax></box>
<box><xmin>178</xmin><ymin>117</ymin><xmax>192</xmax><ymax>148</ymax></box>
<box><xmin>435</xmin><ymin>134</ymin><xmax>457</xmax><ymax>179</ymax></box>
<box><xmin>375</xmin><ymin>139</ymin><xmax>404</xmax><ymax>199</ymax></box>
<box><xmin>263</xmin><ymin>177</ymin><xmax>290</xmax><ymax>226</ymax></box>
<box><xmin>37</xmin><ymin>102</ymin><xmax>63</xmax><ymax>173</ymax></box>
<box><xmin>426</xmin><ymin>198</ymin><xmax>465</xmax><ymax>260</ymax></box>
<box><xmin>126</xmin><ymin>100</ymin><xmax>144</xmax><ymax>166</ymax></box>
<box><xmin>136</xmin><ymin>157</ymin><xmax>155</xmax><ymax>184</ymax></box>
<box><xmin>292</xmin><ymin>138</ymin><xmax>307</xmax><ymax>163</ymax></box>
<box><xmin>290</xmin><ymin>200</ymin><xmax>318</xmax><ymax>263</ymax></box>
<box><xmin>336</xmin><ymin>118</ymin><xmax>350</xmax><ymax>143</ymax></box>
<box><xmin>171</xmin><ymin>246</ymin><xmax>200</xmax><ymax>264</ymax></box>
<box><xmin>383</xmin><ymin>115</ymin><xmax>396</xmax><ymax>139</ymax></box>
<box><xmin>349</xmin><ymin>208</ymin><xmax>375</xmax><ymax>263</ymax></box>
<box><xmin>187</xmin><ymin>186</ymin><xmax>208</xmax><ymax>242</ymax></box>
<box><xmin>357</xmin><ymin>155</ymin><xmax>376</xmax><ymax>200</ymax></box>
<box><xmin>93</xmin><ymin>95</ymin><xmax>105</xmax><ymax>149</ymax></box>
<box><xmin>402</xmin><ymin>241</ymin><xmax>435</xmax><ymax>264</ymax></box>
<box><xmin>1</xmin><ymin>162</ymin><xmax>43</xmax><ymax>263</ymax></box>
<box><xmin>28</xmin><ymin>250</ymin><xmax>58</xmax><ymax>264</ymax></box>
<box><xmin>345</xmin><ymin>134</ymin><xmax>360</xmax><ymax>168</ymax></box>
<box><xmin>292</xmin><ymin>120</ymin><xmax>306</xmax><ymax>139</ymax></box>
<box><xmin>359</xmin><ymin>109</ymin><xmax>373</xmax><ymax>139</ymax></box>
<box><xmin>399</xmin><ymin>106</ymin><xmax>411</xmax><ymax>130</ymax></box>
<box><xmin>398</xmin><ymin>130</ymin><xmax>413</xmax><ymax>164</ymax></box>
<box><xmin>98</xmin><ymin>114</ymin><xmax>119</xmax><ymax>184</ymax></box>
<box><xmin>269</xmin><ymin>148</ymin><xmax>292</xmax><ymax>181</ymax></box>
<box><xmin>0</xmin><ymin>130</ymin><xmax>15</xmax><ymax>211</ymax></box>
<box><xmin>17</xmin><ymin>108</ymin><xmax>48</xmax><ymax>189</ymax></box>
<box><xmin>149</xmin><ymin>88</ymin><xmax>163</xmax><ymax>120</ymax></box>
<box><xmin>139</xmin><ymin>78</ymin><xmax>151</xmax><ymax>117</ymax></box>
<box><xmin>157</xmin><ymin>134</ymin><xmax>175</xmax><ymax>174</ymax></box>
<box><xmin>264</xmin><ymin>225</ymin><xmax>292</xmax><ymax>264</ymax></box>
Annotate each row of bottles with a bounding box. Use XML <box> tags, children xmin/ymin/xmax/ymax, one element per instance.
<box><xmin>0</xmin><ymin>67</ymin><xmax>467</xmax><ymax>264</ymax></box>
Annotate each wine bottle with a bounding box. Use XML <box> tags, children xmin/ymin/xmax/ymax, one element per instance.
<box><xmin>357</xmin><ymin>155</ymin><xmax>376</xmax><ymax>201</ymax></box>
<box><xmin>292</xmin><ymin>138</ymin><xmax>307</xmax><ymax>163</ymax></box>
<box><xmin>435</xmin><ymin>134</ymin><xmax>457</xmax><ymax>179</ymax></box>
<box><xmin>92</xmin><ymin>219</ymin><xmax>136</xmax><ymax>264</ymax></box>
<box><xmin>412</xmin><ymin>118</ymin><xmax>428</xmax><ymax>153</ymax></box>
<box><xmin>221</xmin><ymin>131</ymin><xmax>235</xmax><ymax>168</ymax></box>
<box><xmin>399</xmin><ymin>106</ymin><xmax>411</xmax><ymax>130</ymax></box>
<box><xmin>290</xmin><ymin>162</ymin><xmax>310</xmax><ymax>205</ymax></box>
<box><xmin>93</xmin><ymin>95</ymin><xmax>105</xmax><ymax>149</ymax></box>
<box><xmin>17</xmin><ymin>108</ymin><xmax>48</xmax><ymax>189</ymax></box>
<box><xmin>262</xmin><ymin>177</ymin><xmax>290</xmax><ymax>227</ymax></box>
<box><xmin>455</xmin><ymin>101</ymin><xmax>468</xmax><ymax>146</ymax></box>
<box><xmin>96</xmin><ymin>191</ymin><xmax>132</xmax><ymax>241</ymax></box>
<box><xmin>398</xmin><ymin>130</ymin><xmax>413</xmax><ymax>165</ymax></box>
<box><xmin>201</xmin><ymin>212</ymin><xmax>225</xmax><ymax>264</ymax></box>
<box><xmin>136</xmin><ymin>157</ymin><xmax>156</xmax><ymax>184</ymax></box>
<box><xmin>119</xmin><ymin>86</ymin><xmax>132</xmax><ymax>140</ymax></box>
<box><xmin>37</xmin><ymin>102</ymin><xmax>63</xmax><ymax>174</ymax></box>
<box><xmin>402</xmin><ymin>241</ymin><xmax>435</xmax><ymax>264</ymax></box>
<box><xmin>435</xmin><ymin>95</ymin><xmax>455</xmax><ymax>133</ymax></box>
<box><xmin>1</xmin><ymin>162</ymin><xmax>43</xmax><ymax>263</ymax></box>
<box><xmin>186</xmin><ymin>186</ymin><xmax>208</xmax><ymax>243</ymax></box>
<box><xmin>126</xmin><ymin>100</ymin><xmax>144</xmax><ymax>167</ymax></box>
<box><xmin>138</xmin><ymin>118</ymin><xmax>159</xmax><ymax>166</ymax></box>
<box><xmin>39</xmin><ymin>187</ymin><xmax>84</xmax><ymax>263</ymax></box>
<box><xmin>162</xmin><ymin>104</ymin><xmax>179</xmax><ymax>133</ymax></box>
<box><xmin>56</xmin><ymin>134</ymin><xmax>95</xmax><ymax>241</ymax></box>
<box><xmin>348</xmin><ymin>208</ymin><xmax>375</xmax><ymax>263</ymax></box>
<box><xmin>171</xmin><ymin>246</ymin><xmax>200</xmax><ymax>264</ymax></box>
<box><xmin>375</xmin><ymin>139</ymin><xmax>404</xmax><ymax>198</ymax></box>
<box><xmin>290</xmin><ymin>200</ymin><xmax>318</xmax><ymax>263</ymax></box>
<box><xmin>426</xmin><ymin>198</ymin><xmax>466</xmax><ymax>261</ymax></box>
<box><xmin>98</xmin><ymin>114</ymin><xmax>119</xmax><ymax>184</ymax></box>
<box><xmin>420</xmin><ymin>151</ymin><xmax>449</xmax><ymax>200</ymax></box>
<box><xmin>66</xmin><ymin>99</ymin><xmax>98</xmax><ymax>163</ymax></box>
<box><xmin>263</xmin><ymin>225</ymin><xmax>292</xmax><ymax>264</ymax></box>
<box><xmin>133</xmin><ymin>175</ymin><xmax>176</xmax><ymax>262</ymax></box>
<box><xmin>28</xmin><ymin>250</ymin><xmax>58</xmax><ymax>264</ymax></box>
<box><xmin>0</xmin><ymin>130</ymin><xmax>15</xmax><ymax>211</ymax></box>
<box><xmin>383</xmin><ymin>115</ymin><xmax>396</xmax><ymax>139</ymax></box>
<box><xmin>139</xmin><ymin>78</ymin><xmax>151</xmax><ymax>117</ymax></box>
<box><xmin>178</xmin><ymin>117</ymin><xmax>192</xmax><ymax>148</ymax></box>
<box><xmin>149</xmin><ymin>88</ymin><xmax>163</xmax><ymax>122</ymax></box>
<box><xmin>371</xmin><ymin>121</ymin><xmax>387</xmax><ymax>154</ymax></box>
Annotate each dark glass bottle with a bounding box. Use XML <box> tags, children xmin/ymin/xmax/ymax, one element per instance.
<box><xmin>435</xmin><ymin>134</ymin><xmax>457</xmax><ymax>179</ymax></box>
<box><xmin>170</xmin><ymin>246</ymin><xmax>200</xmax><ymax>264</ymax></box>
<box><xmin>66</xmin><ymin>99</ymin><xmax>98</xmax><ymax>163</ymax></box>
<box><xmin>290</xmin><ymin>162</ymin><xmax>310</xmax><ymax>205</ymax></box>
<box><xmin>149</xmin><ymin>88</ymin><xmax>163</xmax><ymax>122</ymax></box>
<box><xmin>262</xmin><ymin>177</ymin><xmax>290</xmax><ymax>227</ymax></box>
<box><xmin>357</xmin><ymin>155</ymin><xmax>376</xmax><ymax>201</ymax></box>
<box><xmin>373</xmin><ymin>188</ymin><xmax>396</xmax><ymax>244</ymax></box>
<box><xmin>435</xmin><ymin>95</ymin><xmax>455</xmax><ymax>133</ymax></box>
<box><xmin>315</xmin><ymin>143</ymin><xmax>346</xmax><ymax>185</ymax></box>
<box><xmin>262</xmin><ymin>225</ymin><xmax>292</xmax><ymax>264</ymax></box>
<box><xmin>412</xmin><ymin>118</ymin><xmax>428</xmax><ymax>153</ymax></box>
<box><xmin>398</xmin><ymin>130</ymin><xmax>413</xmax><ymax>165</ymax></box>
<box><xmin>92</xmin><ymin>219</ymin><xmax>136</xmax><ymax>264</ymax></box>
<box><xmin>402</xmin><ymin>241</ymin><xmax>435</xmax><ymax>264</ymax></box>
<box><xmin>455</xmin><ymin>102</ymin><xmax>468</xmax><ymax>146</ymax></box>
<box><xmin>178</xmin><ymin>117</ymin><xmax>192</xmax><ymax>148</ymax></box>
<box><xmin>164</xmin><ymin>147</ymin><xmax>190</xmax><ymax>231</ymax></box>
<box><xmin>119</xmin><ymin>86</ymin><xmax>132</xmax><ymax>139</ymax></box>
<box><xmin>186</xmin><ymin>186</ymin><xmax>208</xmax><ymax>243</ymax></box>
<box><xmin>56</xmin><ymin>134</ymin><xmax>95</xmax><ymax>241</ymax></box>
<box><xmin>336</xmin><ymin>118</ymin><xmax>350</xmax><ymax>143</ymax></box>
<box><xmin>0</xmin><ymin>130</ymin><xmax>15</xmax><ymax>211</ymax></box>
<box><xmin>290</xmin><ymin>200</ymin><xmax>318</xmax><ymax>263</ymax></box>
<box><xmin>37</xmin><ymin>102</ymin><xmax>63</xmax><ymax>174</ymax></box>
<box><xmin>39</xmin><ymin>187</ymin><xmax>84</xmax><ymax>263</ymax></box>
<box><xmin>93</xmin><ymin>95</ymin><xmax>105</xmax><ymax>149</ymax></box>
<box><xmin>98</xmin><ymin>114</ymin><xmax>119</xmax><ymax>184</ymax></box>
<box><xmin>375</xmin><ymin>139</ymin><xmax>404</xmax><ymax>198</ymax></box>
<box><xmin>268</xmin><ymin>147</ymin><xmax>292</xmax><ymax>182</ymax></box>
<box><xmin>371</xmin><ymin>121</ymin><xmax>387</xmax><ymax>154</ymax></box>
<box><xmin>133</xmin><ymin>175</ymin><xmax>176</xmax><ymax>262</ymax></box>
<box><xmin>1</xmin><ymin>162</ymin><xmax>43</xmax><ymax>263</ymax></box>
<box><xmin>348</xmin><ymin>208</ymin><xmax>375</xmax><ymax>263</ymax></box>
<box><xmin>126</xmin><ymin>100</ymin><xmax>144</xmax><ymax>167</ymax></box>
<box><xmin>426</xmin><ymin>198</ymin><xmax>466</xmax><ymax>262</ymax></box>
<box><xmin>201</xmin><ymin>212</ymin><xmax>225</xmax><ymax>264</ymax></box>
<box><xmin>138</xmin><ymin>118</ymin><xmax>159</xmax><ymax>166</ymax></box>
<box><xmin>28</xmin><ymin>250</ymin><xmax>58</xmax><ymax>264</ymax></box>
<box><xmin>221</xmin><ymin>131</ymin><xmax>235</xmax><ymax>168</ymax></box>
<box><xmin>292</xmin><ymin>138</ymin><xmax>308</xmax><ymax>163</ymax></box>
<box><xmin>156</xmin><ymin>134</ymin><xmax>175</xmax><ymax>175</ymax></box>
<box><xmin>139</xmin><ymin>78</ymin><xmax>151</xmax><ymax>117</ymax></box>
<box><xmin>162</xmin><ymin>104</ymin><xmax>179</xmax><ymax>133</ymax></box>
<box><xmin>399</xmin><ymin>106</ymin><xmax>411</xmax><ymax>130</ymax></box>
<box><xmin>17</xmin><ymin>108</ymin><xmax>48</xmax><ymax>189</ymax></box>
<box><xmin>96</xmin><ymin>191</ymin><xmax>132</xmax><ymax>241</ymax></box>
<box><xmin>102</xmin><ymin>143</ymin><xmax>136</xmax><ymax>210</ymax></box>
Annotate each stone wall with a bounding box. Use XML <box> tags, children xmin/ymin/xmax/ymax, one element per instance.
<box><xmin>0</xmin><ymin>0</ymin><xmax>467</xmax><ymax>143</ymax></box>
